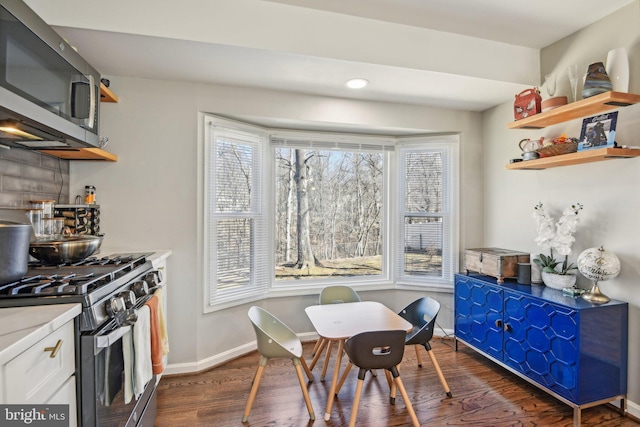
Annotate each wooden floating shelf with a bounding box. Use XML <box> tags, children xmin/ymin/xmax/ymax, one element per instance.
<box><xmin>99</xmin><ymin>83</ymin><xmax>119</xmax><ymax>103</ymax></box>
<box><xmin>507</xmin><ymin>92</ymin><xmax>640</xmax><ymax>129</ymax></box>
<box><xmin>38</xmin><ymin>148</ymin><xmax>118</xmax><ymax>161</ymax></box>
<box><xmin>505</xmin><ymin>147</ymin><xmax>640</xmax><ymax>170</ymax></box>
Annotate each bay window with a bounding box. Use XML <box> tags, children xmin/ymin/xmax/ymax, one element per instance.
<box><xmin>204</xmin><ymin>115</ymin><xmax>458</xmax><ymax>310</ymax></box>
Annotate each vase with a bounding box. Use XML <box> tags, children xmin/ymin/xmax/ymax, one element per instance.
<box><xmin>606</xmin><ymin>48</ymin><xmax>629</xmax><ymax>93</ymax></box>
<box><xmin>530</xmin><ymin>253</ymin><xmax>542</xmax><ymax>284</ymax></box>
<box><xmin>541</xmin><ymin>271</ymin><xmax>577</xmax><ymax>290</ymax></box>
<box><xmin>582</xmin><ymin>62</ymin><xmax>612</xmax><ymax>99</ymax></box>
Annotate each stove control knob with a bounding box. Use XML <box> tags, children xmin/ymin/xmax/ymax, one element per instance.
<box><xmin>119</xmin><ymin>290</ymin><xmax>137</xmax><ymax>309</ymax></box>
<box><xmin>132</xmin><ymin>280</ymin><xmax>149</xmax><ymax>297</ymax></box>
<box><xmin>106</xmin><ymin>295</ymin><xmax>126</xmax><ymax>317</ymax></box>
<box><xmin>143</xmin><ymin>271</ymin><xmax>160</xmax><ymax>289</ymax></box>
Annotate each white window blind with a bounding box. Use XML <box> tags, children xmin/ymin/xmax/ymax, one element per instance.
<box><xmin>205</xmin><ymin>117</ymin><xmax>269</xmax><ymax>309</ymax></box>
<box><xmin>396</xmin><ymin>136</ymin><xmax>459</xmax><ymax>285</ymax></box>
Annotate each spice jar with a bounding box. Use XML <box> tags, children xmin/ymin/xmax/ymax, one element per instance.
<box><xmin>85</xmin><ymin>186</ymin><xmax>96</xmax><ymax>204</ymax></box>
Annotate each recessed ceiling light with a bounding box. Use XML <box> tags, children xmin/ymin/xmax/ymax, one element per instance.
<box><xmin>345</xmin><ymin>78</ymin><xmax>369</xmax><ymax>89</ymax></box>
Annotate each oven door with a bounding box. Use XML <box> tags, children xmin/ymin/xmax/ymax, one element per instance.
<box><xmin>80</xmin><ymin>316</ymin><xmax>157</xmax><ymax>427</ymax></box>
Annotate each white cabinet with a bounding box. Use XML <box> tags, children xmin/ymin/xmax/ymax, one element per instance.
<box><xmin>6</xmin><ymin>319</ymin><xmax>75</xmax><ymax>404</ymax></box>
<box><xmin>0</xmin><ymin>304</ymin><xmax>81</xmax><ymax>427</ymax></box>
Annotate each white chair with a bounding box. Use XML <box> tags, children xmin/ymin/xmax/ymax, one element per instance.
<box><xmin>242</xmin><ymin>306</ymin><xmax>315</xmax><ymax>423</ymax></box>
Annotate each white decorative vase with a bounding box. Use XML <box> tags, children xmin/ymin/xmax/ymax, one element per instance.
<box><xmin>530</xmin><ymin>253</ymin><xmax>542</xmax><ymax>284</ymax></box>
<box><xmin>541</xmin><ymin>271</ymin><xmax>577</xmax><ymax>290</ymax></box>
<box><xmin>606</xmin><ymin>48</ymin><xmax>629</xmax><ymax>93</ymax></box>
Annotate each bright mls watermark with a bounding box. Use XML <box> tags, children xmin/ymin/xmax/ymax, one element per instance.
<box><xmin>1</xmin><ymin>405</ymin><xmax>68</xmax><ymax>426</ymax></box>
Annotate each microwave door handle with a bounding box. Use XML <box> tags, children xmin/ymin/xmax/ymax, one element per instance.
<box><xmin>86</xmin><ymin>74</ymin><xmax>96</xmax><ymax>129</ymax></box>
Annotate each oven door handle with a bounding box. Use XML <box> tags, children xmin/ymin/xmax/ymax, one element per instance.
<box><xmin>95</xmin><ymin>324</ymin><xmax>131</xmax><ymax>353</ymax></box>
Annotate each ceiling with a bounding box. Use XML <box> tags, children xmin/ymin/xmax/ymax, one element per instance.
<box><xmin>26</xmin><ymin>0</ymin><xmax>635</xmax><ymax>114</ymax></box>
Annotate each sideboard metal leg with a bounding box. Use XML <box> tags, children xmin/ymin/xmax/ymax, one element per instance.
<box><xmin>573</xmin><ymin>406</ymin><xmax>581</xmax><ymax>427</ymax></box>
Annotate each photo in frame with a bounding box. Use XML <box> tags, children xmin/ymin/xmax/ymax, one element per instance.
<box><xmin>578</xmin><ymin>112</ymin><xmax>617</xmax><ymax>151</ymax></box>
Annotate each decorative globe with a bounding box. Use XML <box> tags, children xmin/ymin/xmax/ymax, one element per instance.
<box><xmin>577</xmin><ymin>246</ymin><xmax>620</xmax><ymax>282</ymax></box>
<box><xmin>577</xmin><ymin>246</ymin><xmax>620</xmax><ymax>304</ymax></box>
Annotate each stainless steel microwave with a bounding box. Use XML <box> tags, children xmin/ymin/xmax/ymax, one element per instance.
<box><xmin>0</xmin><ymin>0</ymin><xmax>101</xmax><ymax>149</ymax></box>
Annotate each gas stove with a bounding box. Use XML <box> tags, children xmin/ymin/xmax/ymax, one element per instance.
<box><xmin>0</xmin><ymin>252</ymin><xmax>157</xmax><ymax>331</ymax></box>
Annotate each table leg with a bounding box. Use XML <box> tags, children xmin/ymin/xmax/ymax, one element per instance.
<box><xmin>324</xmin><ymin>339</ymin><xmax>345</xmax><ymax>421</ymax></box>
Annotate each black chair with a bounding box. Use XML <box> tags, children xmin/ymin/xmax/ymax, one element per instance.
<box><xmin>343</xmin><ymin>330</ymin><xmax>420</xmax><ymax>427</ymax></box>
<box><xmin>398</xmin><ymin>296</ymin><xmax>452</xmax><ymax>397</ymax></box>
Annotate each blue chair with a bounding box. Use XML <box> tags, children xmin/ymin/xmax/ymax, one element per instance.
<box><xmin>398</xmin><ymin>297</ymin><xmax>452</xmax><ymax>397</ymax></box>
<box><xmin>242</xmin><ymin>306</ymin><xmax>315</xmax><ymax>423</ymax></box>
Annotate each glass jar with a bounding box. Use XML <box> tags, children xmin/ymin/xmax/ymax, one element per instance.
<box><xmin>27</xmin><ymin>208</ymin><xmax>44</xmax><ymax>237</ymax></box>
<box><xmin>85</xmin><ymin>186</ymin><xmax>96</xmax><ymax>204</ymax></box>
<box><xmin>30</xmin><ymin>200</ymin><xmax>55</xmax><ymax>218</ymax></box>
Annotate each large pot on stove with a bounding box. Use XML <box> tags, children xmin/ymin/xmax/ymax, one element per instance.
<box><xmin>0</xmin><ymin>221</ymin><xmax>32</xmax><ymax>283</ymax></box>
<box><xmin>29</xmin><ymin>235</ymin><xmax>103</xmax><ymax>264</ymax></box>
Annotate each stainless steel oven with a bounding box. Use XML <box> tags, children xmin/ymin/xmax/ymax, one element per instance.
<box><xmin>0</xmin><ymin>253</ymin><xmax>163</xmax><ymax>427</ymax></box>
<box><xmin>80</xmin><ymin>290</ymin><xmax>160</xmax><ymax>427</ymax></box>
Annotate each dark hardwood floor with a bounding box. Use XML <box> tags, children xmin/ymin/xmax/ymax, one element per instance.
<box><xmin>155</xmin><ymin>338</ymin><xmax>637</xmax><ymax>426</ymax></box>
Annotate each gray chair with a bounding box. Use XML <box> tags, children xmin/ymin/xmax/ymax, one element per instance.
<box><xmin>398</xmin><ymin>296</ymin><xmax>452</xmax><ymax>397</ymax></box>
<box><xmin>343</xmin><ymin>330</ymin><xmax>420</xmax><ymax>427</ymax></box>
<box><xmin>242</xmin><ymin>306</ymin><xmax>315</xmax><ymax>423</ymax></box>
<box><xmin>309</xmin><ymin>285</ymin><xmax>361</xmax><ymax>380</ymax></box>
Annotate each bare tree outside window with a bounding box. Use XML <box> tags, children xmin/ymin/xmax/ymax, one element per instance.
<box><xmin>275</xmin><ymin>148</ymin><xmax>384</xmax><ymax>280</ymax></box>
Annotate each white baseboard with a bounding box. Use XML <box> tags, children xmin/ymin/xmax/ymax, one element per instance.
<box><xmin>163</xmin><ymin>332</ymin><xmax>319</xmax><ymax>376</ymax></box>
<box><xmin>625</xmin><ymin>398</ymin><xmax>639</xmax><ymax>420</ymax></box>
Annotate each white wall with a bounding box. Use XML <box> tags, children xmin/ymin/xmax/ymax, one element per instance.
<box><xmin>70</xmin><ymin>78</ymin><xmax>484</xmax><ymax>369</ymax></box>
<box><xmin>482</xmin><ymin>1</ymin><xmax>640</xmax><ymax>415</ymax></box>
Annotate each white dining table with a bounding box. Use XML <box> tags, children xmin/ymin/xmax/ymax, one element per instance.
<box><xmin>305</xmin><ymin>301</ymin><xmax>413</xmax><ymax>421</ymax></box>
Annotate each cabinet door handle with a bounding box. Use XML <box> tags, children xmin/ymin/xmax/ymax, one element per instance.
<box><xmin>494</xmin><ymin>319</ymin><xmax>503</xmax><ymax>328</ymax></box>
<box><xmin>44</xmin><ymin>339</ymin><xmax>63</xmax><ymax>358</ymax></box>
<box><xmin>504</xmin><ymin>323</ymin><xmax>512</xmax><ymax>333</ymax></box>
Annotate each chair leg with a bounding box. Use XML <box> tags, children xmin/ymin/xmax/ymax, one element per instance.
<box><xmin>300</xmin><ymin>355</ymin><xmax>314</xmax><ymax>382</ymax></box>
<box><xmin>348</xmin><ymin>375</ymin><xmax>366</xmax><ymax>427</ymax></box>
<box><xmin>426</xmin><ymin>346</ymin><xmax>452</xmax><ymax>397</ymax></box>
<box><xmin>335</xmin><ymin>362</ymin><xmax>353</xmax><ymax>395</ymax></box>
<box><xmin>311</xmin><ymin>337</ymin><xmax>324</xmax><ymax>357</ymax></box>
<box><xmin>394</xmin><ymin>376</ymin><xmax>420</xmax><ymax>427</ymax></box>
<box><xmin>293</xmin><ymin>358</ymin><xmax>316</xmax><ymax>420</ymax></box>
<box><xmin>414</xmin><ymin>344</ymin><xmax>423</xmax><ymax>367</ymax></box>
<box><xmin>384</xmin><ymin>369</ymin><xmax>397</xmax><ymax>404</ymax></box>
<box><xmin>309</xmin><ymin>337</ymin><xmax>328</xmax><ymax>371</ymax></box>
<box><xmin>242</xmin><ymin>355</ymin><xmax>268</xmax><ymax>423</ymax></box>
<box><xmin>320</xmin><ymin>339</ymin><xmax>334</xmax><ymax>381</ymax></box>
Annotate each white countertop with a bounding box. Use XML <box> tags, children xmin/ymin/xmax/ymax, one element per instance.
<box><xmin>0</xmin><ymin>304</ymin><xmax>81</xmax><ymax>365</ymax></box>
<box><xmin>147</xmin><ymin>250</ymin><xmax>172</xmax><ymax>265</ymax></box>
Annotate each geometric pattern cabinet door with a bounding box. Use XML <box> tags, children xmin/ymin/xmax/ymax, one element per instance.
<box><xmin>502</xmin><ymin>290</ymin><xmax>579</xmax><ymax>402</ymax></box>
<box><xmin>454</xmin><ymin>274</ymin><xmax>503</xmax><ymax>360</ymax></box>
<box><xmin>454</xmin><ymin>273</ymin><xmax>628</xmax><ymax>426</ymax></box>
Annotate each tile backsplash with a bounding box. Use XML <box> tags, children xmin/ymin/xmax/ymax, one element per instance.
<box><xmin>0</xmin><ymin>148</ymin><xmax>70</xmax><ymax>207</ymax></box>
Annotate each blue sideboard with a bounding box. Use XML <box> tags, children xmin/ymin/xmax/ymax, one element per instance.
<box><xmin>454</xmin><ymin>273</ymin><xmax>628</xmax><ymax>426</ymax></box>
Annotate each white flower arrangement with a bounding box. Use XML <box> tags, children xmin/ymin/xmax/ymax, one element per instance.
<box><xmin>533</xmin><ymin>202</ymin><xmax>583</xmax><ymax>275</ymax></box>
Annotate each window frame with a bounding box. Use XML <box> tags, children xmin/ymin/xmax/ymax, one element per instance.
<box><xmin>269</xmin><ymin>131</ymin><xmax>395</xmax><ymax>291</ymax></box>
<box><xmin>395</xmin><ymin>135</ymin><xmax>460</xmax><ymax>290</ymax></box>
<box><xmin>202</xmin><ymin>115</ymin><xmax>460</xmax><ymax>311</ymax></box>
<box><xmin>203</xmin><ymin>115</ymin><xmax>271</xmax><ymax>312</ymax></box>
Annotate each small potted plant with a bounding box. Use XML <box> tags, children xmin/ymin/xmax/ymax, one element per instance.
<box><xmin>532</xmin><ymin>202</ymin><xmax>583</xmax><ymax>289</ymax></box>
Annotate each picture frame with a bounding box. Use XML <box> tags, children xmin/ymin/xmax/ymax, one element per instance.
<box><xmin>578</xmin><ymin>112</ymin><xmax>617</xmax><ymax>151</ymax></box>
